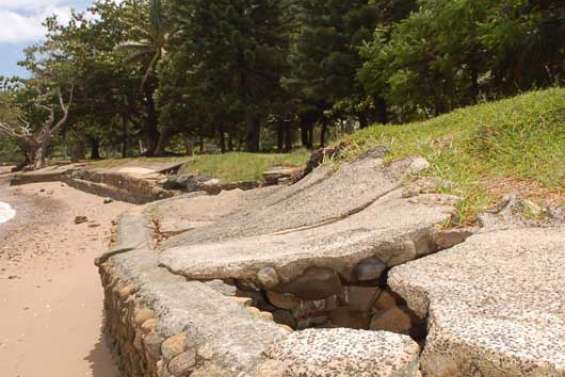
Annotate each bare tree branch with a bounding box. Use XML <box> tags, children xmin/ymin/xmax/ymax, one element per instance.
<box><xmin>49</xmin><ymin>85</ymin><xmax>74</xmax><ymax>136</ymax></box>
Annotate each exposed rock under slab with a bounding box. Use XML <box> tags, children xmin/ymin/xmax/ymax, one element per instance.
<box><xmin>389</xmin><ymin>226</ymin><xmax>565</xmax><ymax>377</ymax></box>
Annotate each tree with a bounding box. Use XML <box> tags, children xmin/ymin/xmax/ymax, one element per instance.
<box><xmin>0</xmin><ymin>86</ymin><xmax>73</xmax><ymax>169</ymax></box>
<box><xmin>285</xmin><ymin>0</ymin><xmax>378</xmax><ymax>143</ymax></box>
<box><xmin>168</xmin><ymin>0</ymin><xmax>291</xmax><ymax>152</ymax></box>
<box><xmin>116</xmin><ymin>0</ymin><xmax>175</xmax><ymax>155</ymax></box>
<box><xmin>358</xmin><ymin>0</ymin><xmax>564</xmax><ymax>121</ymax></box>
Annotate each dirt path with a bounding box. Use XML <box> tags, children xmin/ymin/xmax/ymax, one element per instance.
<box><xmin>0</xmin><ymin>167</ymin><xmax>134</xmax><ymax>377</ymax></box>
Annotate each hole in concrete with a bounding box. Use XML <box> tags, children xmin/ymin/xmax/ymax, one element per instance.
<box><xmin>234</xmin><ymin>260</ymin><xmax>427</xmax><ymax>342</ymax></box>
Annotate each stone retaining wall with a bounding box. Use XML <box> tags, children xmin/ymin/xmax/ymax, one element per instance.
<box><xmin>70</xmin><ymin>169</ymin><xmax>174</xmax><ymax>204</ymax></box>
<box><xmin>11</xmin><ymin>166</ymin><xmax>174</xmax><ymax>204</ymax></box>
<box><xmin>100</xmin><ymin>261</ymin><xmax>197</xmax><ymax>377</ymax></box>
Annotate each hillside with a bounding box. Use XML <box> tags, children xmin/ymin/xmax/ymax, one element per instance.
<box><xmin>338</xmin><ymin>88</ymin><xmax>565</xmax><ymax>224</ymax></box>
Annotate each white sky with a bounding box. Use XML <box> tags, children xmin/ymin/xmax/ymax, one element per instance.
<box><xmin>0</xmin><ymin>0</ymin><xmax>75</xmax><ymax>43</ymax></box>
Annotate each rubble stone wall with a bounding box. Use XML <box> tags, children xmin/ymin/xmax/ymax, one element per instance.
<box><xmin>100</xmin><ymin>261</ymin><xmax>196</xmax><ymax>377</ymax></box>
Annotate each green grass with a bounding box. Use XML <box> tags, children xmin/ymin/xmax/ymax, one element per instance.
<box><xmin>88</xmin><ymin>156</ymin><xmax>189</xmax><ymax>169</ymax></box>
<box><xmin>179</xmin><ymin>150</ymin><xmax>310</xmax><ymax>182</ymax></box>
<box><xmin>337</xmin><ymin>87</ymin><xmax>565</xmax><ymax>224</ymax></box>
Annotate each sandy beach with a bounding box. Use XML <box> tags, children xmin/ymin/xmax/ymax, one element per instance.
<box><xmin>0</xmin><ymin>166</ymin><xmax>134</xmax><ymax>377</ymax></box>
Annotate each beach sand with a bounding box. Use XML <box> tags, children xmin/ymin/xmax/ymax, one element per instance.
<box><xmin>0</xmin><ymin>166</ymin><xmax>134</xmax><ymax>376</ymax></box>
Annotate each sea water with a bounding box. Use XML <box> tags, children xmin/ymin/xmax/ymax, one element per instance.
<box><xmin>0</xmin><ymin>201</ymin><xmax>16</xmax><ymax>224</ymax></box>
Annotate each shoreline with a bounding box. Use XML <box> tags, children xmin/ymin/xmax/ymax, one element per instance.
<box><xmin>0</xmin><ymin>201</ymin><xmax>16</xmax><ymax>225</ymax></box>
<box><xmin>0</xmin><ymin>168</ymin><xmax>134</xmax><ymax>376</ymax></box>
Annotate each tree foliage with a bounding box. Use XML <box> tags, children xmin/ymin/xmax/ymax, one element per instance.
<box><xmin>0</xmin><ymin>0</ymin><xmax>562</xmax><ymax>165</ymax></box>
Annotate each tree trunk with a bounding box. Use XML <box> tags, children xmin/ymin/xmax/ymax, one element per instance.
<box><xmin>245</xmin><ymin>109</ymin><xmax>261</xmax><ymax>152</ymax></box>
<box><xmin>375</xmin><ymin>97</ymin><xmax>388</xmax><ymax>124</ymax></box>
<box><xmin>470</xmin><ymin>60</ymin><xmax>480</xmax><ymax>104</ymax></box>
<box><xmin>122</xmin><ymin>116</ymin><xmax>128</xmax><ymax>158</ymax></box>
<box><xmin>89</xmin><ymin>138</ymin><xmax>101</xmax><ymax>160</ymax></box>
<box><xmin>218</xmin><ymin>124</ymin><xmax>226</xmax><ymax>154</ymax></box>
<box><xmin>227</xmin><ymin>133</ymin><xmax>234</xmax><ymax>152</ymax></box>
<box><xmin>320</xmin><ymin>121</ymin><xmax>328</xmax><ymax>148</ymax></box>
<box><xmin>154</xmin><ymin>130</ymin><xmax>170</xmax><ymax>156</ymax></box>
<box><xmin>143</xmin><ymin>85</ymin><xmax>160</xmax><ymax>156</ymax></box>
<box><xmin>359</xmin><ymin>113</ymin><xmax>369</xmax><ymax>129</ymax></box>
<box><xmin>33</xmin><ymin>142</ymin><xmax>48</xmax><ymax>170</ymax></box>
<box><xmin>300</xmin><ymin>120</ymin><xmax>314</xmax><ymax>149</ymax></box>
<box><xmin>284</xmin><ymin>122</ymin><xmax>293</xmax><ymax>152</ymax></box>
<box><xmin>277</xmin><ymin>122</ymin><xmax>284</xmax><ymax>151</ymax></box>
<box><xmin>199</xmin><ymin>136</ymin><xmax>205</xmax><ymax>154</ymax></box>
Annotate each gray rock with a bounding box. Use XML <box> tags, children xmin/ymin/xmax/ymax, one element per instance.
<box><xmin>432</xmin><ymin>228</ymin><xmax>474</xmax><ymax>250</ymax></box>
<box><xmin>344</xmin><ymin>286</ymin><xmax>381</xmax><ymax>312</ymax></box>
<box><xmin>266</xmin><ymin>291</ymin><xmax>301</xmax><ymax>310</ymax></box>
<box><xmin>161</xmin><ymin>332</ymin><xmax>187</xmax><ymax>361</ymax></box>
<box><xmin>328</xmin><ymin>307</ymin><xmax>370</xmax><ymax>329</ymax></box>
<box><xmin>168</xmin><ymin>350</ymin><xmax>196</xmax><ymax>376</ymax></box>
<box><xmin>389</xmin><ymin>226</ymin><xmax>565</xmax><ymax>377</ymax></box>
<box><xmin>355</xmin><ymin>146</ymin><xmax>390</xmax><ymax>161</ymax></box>
<box><xmin>373</xmin><ymin>290</ymin><xmax>399</xmax><ymax>312</ymax></box>
<box><xmin>273</xmin><ymin>310</ymin><xmax>296</xmax><ymax>328</ymax></box>
<box><xmin>292</xmin><ymin>296</ymin><xmax>338</xmax><ymax>318</ymax></box>
<box><xmin>369</xmin><ymin>306</ymin><xmax>414</xmax><ymax>335</ymax></box>
<box><xmin>257</xmin><ymin>267</ymin><xmax>280</xmax><ymax>289</ymax></box>
<box><xmin>204</xmin><ymin>279</ymin><xmax>237</xmax><ymax>296</ymax></box>
<box><xmin>261</xmin><ymin>328</ymin><xmax>421</xmax><ymax>377</ymax></box>
<box><xmin>74</xmin><ymin>215</ymin><xmax>88</xmax><ymax>224</ymax></box>
<box><xmin>263</xmin><ymin>166</ymin><xmax>304</xmax><ymax>185</ymax></box>
<box><xmin>407</xmin><ymin>156</ymin><xmax>431</xmax><ymax>175</ymax></box>
<box><xmin>353</xmin><ymin>258</ymin><xmax>386</xmax><ymax>281</ymax></box>
<box><xmin>281</xmin><ymin>267</ymin><xmax>342</xmax><ymax>300</ymax></box>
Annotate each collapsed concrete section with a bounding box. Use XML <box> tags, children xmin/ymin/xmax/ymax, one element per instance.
<box><xmin>389</xmin><ymin>227</ymin><xmax>565</xmax><ymax>377</ymax></box>
<box><xmin>157</xmin><ymin>156</ymin><xmax>459</xmax><ymax>334</ymax></box>
<box><xmin>99</xmin><ymin>153</ymin><xmax>459</xmax><ymax>376</ymax></box>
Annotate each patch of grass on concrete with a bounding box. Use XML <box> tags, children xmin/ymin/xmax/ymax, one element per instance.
<box><xmin>338</xmin><ymin>88</ymin><xmax>565</xmax><ymax>224</ymax></box>
<box><xmin>179</xmin><ymin>150</ymin><xmax>310</xmax><ymax>182</ymax></box>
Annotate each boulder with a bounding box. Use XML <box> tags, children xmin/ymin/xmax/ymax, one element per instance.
<box><xmin>373</xmin><ymin>290</ymin><xmax>400</xmax><ymax>312</ymax></box>
<box><xmin>344</xmin><ymin>286</ymin><xmax>381</xmax><ymax>312</ymax></box>
<box><xmin>266</xmin><ymin>291</ymin><xmax>301</xmax><ymax>310</ymax></box>
<box><xmin>353</xmin><ymin>257</ymin><xmax>387</xmax><ymax>282</ymax></box>
<box><xmin>432</xmin><ymin>228</ymin><xmax>474</xmax><ymax>250</ymax></box>
<box><xmin>389</xmin><ymin>226</ymin><xmax>565</xmax><ymax>377</ymax></box>
<box><xmin>263</xmin><ymin>166</ymin><xmax>304</xmax><ymax>185</ymax></box>
<box><xmin>281</xmin><ymin>267</ymin><xmax>343</xmax><ymax>300</ymax></box>
<box><xmin>328</xmin><ymin>307</ymin><xmax>370</xmax><ymax>329</ymax></box>
<box><xmin>369</xmin><ymin>306</ymin><xmax>413</xmax><ymax>335</ymax></box>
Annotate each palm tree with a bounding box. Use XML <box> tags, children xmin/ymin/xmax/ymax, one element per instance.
<box><xmin>116</xmin><ymin>0</ymin><xmax>174</xmax><ymax>156</ymax></box>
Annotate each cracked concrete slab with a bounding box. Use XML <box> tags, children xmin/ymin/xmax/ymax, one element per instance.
<box><xmin>158</xmin><ymin>156</ymin><xmax>456</xmax><ymax>283</ymax></box>
<box><xmin>162</xmin><ymin>156</ymin><xmax>431</xmax><ymax>247</ymax></box>
<box><xmin>389</xmin><ymin>227</ymin><xmax>565</xmax><ymax>377</ymax></box>
<box><xmin>260</xmin><ymin>328</ymin><xmax>421</xmax><ymax>377</ymax></box>
<box><xmin>159</xmin><ymin>191</ymin><xmax>455</xmax><ymax>282</ymax></box>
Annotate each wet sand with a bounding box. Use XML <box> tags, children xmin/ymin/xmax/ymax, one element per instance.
<box><xmin>0</xmin><ymin>166</ymin><xmax>134</xmax><ymax>377</ymax></box>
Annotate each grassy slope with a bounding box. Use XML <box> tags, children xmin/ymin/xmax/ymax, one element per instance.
<box><xmin>179</xmin><ymin>150</ymin><xmax>310</xmax><ymax>182</ymax></box>
<box><xmin>338</xmin><ymin>88</ymin><xmax>565</xmax><ymax>224</ymax></box>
